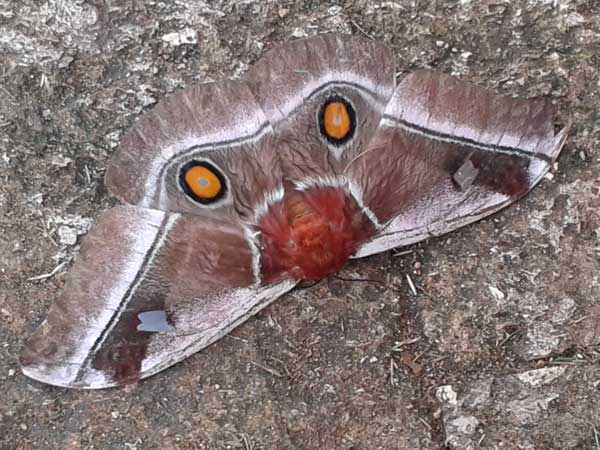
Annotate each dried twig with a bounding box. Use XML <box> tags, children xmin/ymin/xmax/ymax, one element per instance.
<box><xmin>406</xmin><ymin>274</ymin><xmax>417</xmax><ymax>295</ymax></box>
<box><xmin>250</xmin><ymin>361</ymin><xmax>282</xmax><ymax>378</ymax></box>
<box><xmin>27</xmin><ymin>261</ymin><xmax>68</xmax><ymax>281</ymax></box>
<box><xmin>391</xmin><ymin>337</ymin><xmax>421</xmax><ymax>352</ymax></box>
<box><xmin>350</xmin><ymin>20</ymin><xmax>374</xmax><ymax>40</ymax></box>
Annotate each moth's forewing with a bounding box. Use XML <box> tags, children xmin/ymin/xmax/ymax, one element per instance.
<box><xmin>244</xmin><ymin>33</ymin><xmax>396</xmax><ymax>178</ymax></box>
<box><xmin>347</xmin><ymin>71</ymin><xmax>569</xmax><ymax>257</ymax></box>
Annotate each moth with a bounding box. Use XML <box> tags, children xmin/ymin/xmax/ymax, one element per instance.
<box><xmin>20</xmin><ymin>34</ymin><xmax>569</xmax><ymax>389</ymax></box>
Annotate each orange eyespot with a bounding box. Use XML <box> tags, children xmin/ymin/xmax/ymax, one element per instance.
<box><xmin>323</xmin><ymin>101</ymin><xmax>351</xmax><ymax>140</ymax></box>
<box><xmin>179</xmin><ymin>161</ymin><xmax>226</xmax><ymax>204</ymax></box>
<box><xmin>319</xmin><ymin>96</ymin><xmax>356</xmax><ymax>145</ymax></box>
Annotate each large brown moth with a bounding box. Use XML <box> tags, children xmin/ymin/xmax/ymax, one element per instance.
<box><xmin>20</xmin><ymin>34</ymin><xmax>569</xmax><ymax>389</ymax></box>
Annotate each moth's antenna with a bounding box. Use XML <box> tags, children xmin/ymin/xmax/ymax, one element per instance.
<box><xmin>343</xmin><ymin>144</ymin><xmax>388</xmax><ymax>175</ymax></box>
<box><xmin>332</xmin><ymin>275</ymin><xmax>384</xmax><ymax>284</ymax></box>
<box><xmin>296</xmin><ymin>279</ymin><xmax>322</xmax><ymax>290</ymax></box>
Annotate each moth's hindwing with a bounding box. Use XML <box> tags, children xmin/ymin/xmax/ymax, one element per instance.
<box><xmin>20</xmin><ymin>206</ymin><xmax>295</xmax><ymax>388</ymax></box>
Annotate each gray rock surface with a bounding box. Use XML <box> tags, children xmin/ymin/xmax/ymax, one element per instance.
<box><xmin>1</xmin><ymin>1</ymin><xmax>598</xmax><ymax>449</ymax></box>
<box><xmin>437</xmin><ymin>366</ymin><xmax>600</xmax><ymax>449</ymax></box>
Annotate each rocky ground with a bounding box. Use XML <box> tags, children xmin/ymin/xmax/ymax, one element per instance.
<box><xmin>0</xmin><ymin>1</ymin><xmax>599</xmax><ymax>449</ymax></box>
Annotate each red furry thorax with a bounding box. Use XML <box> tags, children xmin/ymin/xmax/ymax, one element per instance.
<box><xmin>257</xmin><ymin>187</ymin><xmax>375</xmax><ymax>282</ymax></box>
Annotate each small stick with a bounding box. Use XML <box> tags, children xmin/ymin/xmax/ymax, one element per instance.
<box><xmin>27</xmin><ymin>261</ymin><xmax>67</xmax><ymax>281</ymax></box>
<box><xmin>250</xmin><ymin>361</ymin><xmax>282</xmax><ymax>378</ymax></box>
<box><xmin>350</xmin><ymin>20</ymin><xmax>374</xmax><ymax>40</ymax></box>
<box><xmin>406</xmin><ymin>274</ymin><xmax>417</xmax><ymax>295</ymax></box>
